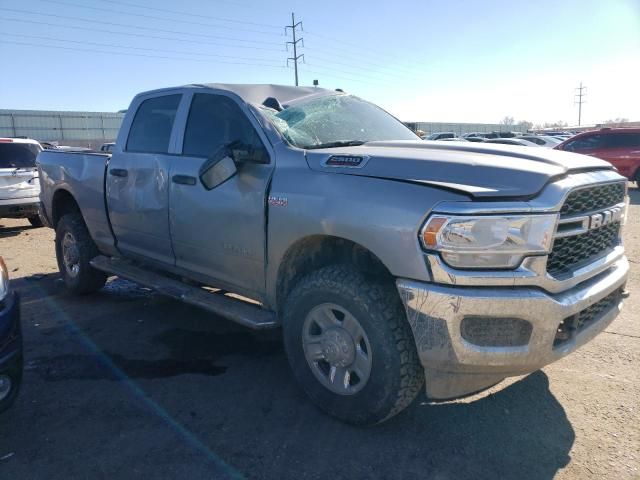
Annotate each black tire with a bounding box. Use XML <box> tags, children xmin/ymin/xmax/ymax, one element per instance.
<box><xmin>55</xmin><ymin>213</ymin><xmax>107</xmax><ymax>294</ymax></box>
<box><xmin>28</xmin><ymin>215</ymin><xmax>43</xmax><ymax>227</ymax></box>
<box><xmin>282</xmin><ymin>265</ymin><xmax>424</xmax><ymax>425</ymax></box>
<box><xmin>0</xmin><ymin>354</ymin><xmax>23</xmax><ymax>414</ymax></box>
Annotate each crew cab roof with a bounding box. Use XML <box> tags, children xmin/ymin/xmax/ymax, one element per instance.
<box><xmin>134</xmin><ymin>83</ymin><xmax>338</xmax><ymax>108</ymax></box>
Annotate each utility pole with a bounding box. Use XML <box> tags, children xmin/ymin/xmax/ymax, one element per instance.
<box><xmin>285</xmin><ymin>12</ymin><xmax>304</xmax><ymax>86</ymax></box>
<box><xmin>575</xmin><ymin>82</ymin><xmax>586</xmax><ymax>126</ymax></box>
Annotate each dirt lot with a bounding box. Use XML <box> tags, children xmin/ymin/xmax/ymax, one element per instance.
<box><xmin>0</xmin><ymin>187</ymin><xmax>638</xmax><ymax>480</ymax></box>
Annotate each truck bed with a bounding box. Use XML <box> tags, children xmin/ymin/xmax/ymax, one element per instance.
<box><xmin>37</xmin><ymin>150</ymin><xmax>116</xmax><ymax>254</ymax></box>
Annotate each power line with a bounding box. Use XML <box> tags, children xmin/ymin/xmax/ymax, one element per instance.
<box><xmin>0</xmin><ymin>39</ymin><xmax>288</xmax><ymax>67</ymax></box>
<box><xmin>93</xmin><ymin>0</ymin><xmax>282</xmax><ymax>29</ymax></box>
<box><xmin>304</xmin><ymin>51</ymin><xmax>414</xmax><ymax>81</ymax></box>
<box><xmin>285</xmin><ymin>12</ymin><xmax>304</xmax><ymax>86</ymax></box>
<box><xmin>1</xmin><ymin>17</ymin><xmax>286</xmax><ymax>52</ymax></box>
<box><xmin>303</xmin><ymin>41</ymin><xmax>421</xmax><ymax>76</ymax></box>
<box><xmin>302</xmin><ymin>64</ymin><xmax>392</xmax><ymax>87</ymax></box>
<box><xmin>301</xmin><ymin>68</ymin><xmax>389</xmax><ymax>88</ymax></box>
<box><xmin>305</xmin><ymin>30</ymin><xmax>430</xmax><ymax>70</ymax></box>
<box><xmin>1</xmin><ymin>8</ymin><xmax>285</xmax><ymax>46</ymax></box>
<box><xmin>575</xmin><ymin>82</ymin><xmax>587</xmax><ymax>126</ymax></box>
<box><xmin>35</xmin><ymin>0</ymin><xmax>283</xmax><ymax>37</ymax></box>
<box><xmin>1</xmin><ymin>32</ymin><xmax>283</xmax><ymax>64</ymax></box>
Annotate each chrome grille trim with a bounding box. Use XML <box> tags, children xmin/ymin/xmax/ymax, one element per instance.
<box><xmin>548</xmin><ymin>181</ymin><xmax>627</xmax><ymax>279</ymax></box>
<box><xmin>554</xmin><ymin>201</ymin><xmax>626</xmax><ymax>239</ymax></box>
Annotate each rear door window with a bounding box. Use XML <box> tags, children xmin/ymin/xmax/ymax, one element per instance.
<box><xmin>126</xmin><ymin>94</ymin><xmax>181</xmax><ymax>153</ymax></box>
<box><xmin>0</xmin><ymin>143</ymin><xmax>42</xmax><ymax>168</ymax></box>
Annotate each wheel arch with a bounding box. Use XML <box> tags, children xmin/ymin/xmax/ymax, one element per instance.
<box><xmin>275</xmin><ymin>235</ymin><xmax>395</xmax><ymax>314</ymax></box>
<box><xmin>51</xmin><ymin>188</ymin><xmax>82</xmax><ymax>228</ymax></box>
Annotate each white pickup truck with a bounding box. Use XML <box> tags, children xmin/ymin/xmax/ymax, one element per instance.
<box><xmin>0</xmin><ymin>137</ymin><xmax>43</xmax><ymax>226</ymax></box>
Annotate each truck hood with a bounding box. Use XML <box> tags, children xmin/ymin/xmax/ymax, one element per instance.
<box><xmin>304</xmin><ymin>140</ymin><xmax>613</xmax><ymax>198</ymax></box>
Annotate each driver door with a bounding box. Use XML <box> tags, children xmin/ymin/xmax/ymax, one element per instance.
<box><xmin>168</xmin><ymin>92</ymin><xmax>274</xmax><ymax>298</ymax></box>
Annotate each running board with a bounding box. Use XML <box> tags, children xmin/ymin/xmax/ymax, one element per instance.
<box><xmin>90</xmin><ymin>256</ymin><xmax>278</xmax><ymax>330</ymax></box>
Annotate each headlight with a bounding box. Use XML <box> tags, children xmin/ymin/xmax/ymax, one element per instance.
<box><xmin>0</xmin><ymin>257</ymin><xmax>9</xmax><ymax>301</ymax></box>
<box><xmin>421</xmin><ymin>214</ymin><xmax>558</xmax><ymax>269</ymax></box>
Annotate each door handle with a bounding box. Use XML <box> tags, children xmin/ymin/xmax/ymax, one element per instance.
<box><xmin>109</xmin><ymin>168</ymin><xmax>128</xmax><ymax>177</ymax></box>
<box><xmin>172</xmin><ymin>174</ymin><xmax>197</xmax><ymax>186</ymax></box>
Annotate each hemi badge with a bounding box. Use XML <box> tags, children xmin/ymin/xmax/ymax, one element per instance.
<box><xmin>324</xmin><ymin>155</ymin><xmax>367</xmax><ymax>167</ymax></box>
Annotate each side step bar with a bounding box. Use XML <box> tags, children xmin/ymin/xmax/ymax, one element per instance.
<box><xmin>90</xmin><ymin>256</ymin><xmax>279</xmax><ymax>330</ymax></box>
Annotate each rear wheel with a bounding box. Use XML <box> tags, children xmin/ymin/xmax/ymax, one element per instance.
<box><xmin>55</xmin><ymin>213</ymin><xmax>107</xmax><ymax>294</ymax></box>
<box><xmin>282</xmin><ymin>265</ymin><xmax>424</xmax><ymax>425</ymax></box>
<box><xmin>28</xmin><ymin>215</ymin><xmax>43</xmax><ymax>227</ymax></box>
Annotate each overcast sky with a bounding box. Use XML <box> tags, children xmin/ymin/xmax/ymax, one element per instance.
<box><xmin>1</xmin><ymin>0</ymin><xmax>639</xmax><ymax>125</ymax></box>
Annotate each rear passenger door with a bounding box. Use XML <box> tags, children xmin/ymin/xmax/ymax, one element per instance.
<box><xmin>168</xmin><ymin>92</ymin><xmax>274</xmax><ymax>298</ymax></box>
<box><xmin>106</xmin><ymin>92</ymin><xmax>182</xmax><ymax>265</ymax></box>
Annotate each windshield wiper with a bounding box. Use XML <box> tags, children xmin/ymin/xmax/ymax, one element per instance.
<box><xmin>304</xmin><ymin>140</ymin><xmax>367</xmax><ymax>150</ymax></box>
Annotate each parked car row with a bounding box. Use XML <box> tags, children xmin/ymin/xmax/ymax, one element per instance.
<box><xmin>422</xmin><ymin>127</ymin><xmax>640</xmax><ymax>184</ymax></box>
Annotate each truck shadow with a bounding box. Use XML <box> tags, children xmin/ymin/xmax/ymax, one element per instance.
<box><xmin>0</xmin><ymin>222</ymin><xmax>35</xmax><ymax>239</ymax></box>
<box><xmin>10</xmin><ymin>273</ymin><xmax>574</xmax><ymax>480</ymax></box>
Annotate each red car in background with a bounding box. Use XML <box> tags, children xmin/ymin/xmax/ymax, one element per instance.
<box><xmin>555</xmin><ymin>128</ymin><xmax>640</xmax><ymax>185</ymax></box>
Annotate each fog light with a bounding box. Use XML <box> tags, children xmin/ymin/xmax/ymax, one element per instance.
<box><xmin>461</xmin><ymin>317</ymin><xmax>532</xmax><ymax>347</ymax></box>
<box><xmin>0</xmin><ymin>374</ymin><xmax>12</xmax><ymax>401</ymax></box>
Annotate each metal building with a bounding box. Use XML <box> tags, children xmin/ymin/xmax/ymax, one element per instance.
<box><xmin>0</xmin><ymin>109</ymin><xmax>124</xmax><ymax>149</ymax></box>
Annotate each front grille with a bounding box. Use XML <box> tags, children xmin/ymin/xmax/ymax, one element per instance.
<box><xmin>547</xmin><ymin>221</ymin><xmax>620</xmax><ymax>278</ymax></box>
<box><xmin>554</xmin><ymin>288</ymin><xmax>623</xmax><ymax>346</ymax></box>
<box><xmin>560</xmin><ymin>182</ymin><xmax>626</xmax><ymax>216</ymax></box>
<box><xmin>548</xmin><ymin>182</ymin><xmax>625</xmax><ymax>278</ymax></box>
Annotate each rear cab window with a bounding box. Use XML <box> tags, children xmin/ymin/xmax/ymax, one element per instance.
<box><xmin>0</xmin><ymin>142</ymin><xmax>42</xmax><ymax>169</ymax></box>
<box><xmin>126</xmin><ymin>94</ymin><xmax>182</xmax><ymax>153</ymax></box>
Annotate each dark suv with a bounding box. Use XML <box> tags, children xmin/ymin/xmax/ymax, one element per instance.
<box><xmin>555</xmin><ymin>128</ymin><xmax>640</xmax><ymax>184</ymax></box>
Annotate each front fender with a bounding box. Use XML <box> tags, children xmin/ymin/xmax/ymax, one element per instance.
<box><xmin>265</xmin><ymin>166</ymin><xmax>469</xmax><ymax>305</ymax></box>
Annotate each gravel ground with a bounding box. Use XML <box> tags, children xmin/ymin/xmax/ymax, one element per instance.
<box><xmin>0</xmin><ymin>186</ymin><xmax>638</xmax><ymax>479</ymax></box>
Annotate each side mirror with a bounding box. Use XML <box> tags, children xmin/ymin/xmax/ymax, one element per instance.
<box><xmin>199</xmin><ymin>146</ymin><xmax>237</xmax><ymax>190</ymax></box>
<box><xmin>229</xmin><ymin>141</ymin><xmax>269</xmax><ymax>164</ymax></box>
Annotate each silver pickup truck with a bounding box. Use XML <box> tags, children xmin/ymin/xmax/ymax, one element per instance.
<box><xmin>38</xmin><ymin>84</ymin><xmax>630</xmax><ymax>425</ymax></box>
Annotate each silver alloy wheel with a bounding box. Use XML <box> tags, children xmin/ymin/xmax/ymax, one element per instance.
<box><xmin>0</xmin><ymin>374</ymin><xmax>11</xmax><ymax>401</ymax></box>
<box><xmin>302</xmin><ymin>303</ymin><xmax>373</xmax><ymax>395</ymax></box>
<box><xmin>62</xmin><ymin>231</ymin><xmax>81</xmax><ymax>278</ymax></box>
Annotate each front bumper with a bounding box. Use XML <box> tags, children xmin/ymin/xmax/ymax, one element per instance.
<box><xmin>0</xmin><ymin>196</ymin><xmax>40</xmax><ymax>218</ymax></box>
<box><xmin>397</xmin><ymin>256</ymin><xmax>629</xmax><ymax>399</ymax></box>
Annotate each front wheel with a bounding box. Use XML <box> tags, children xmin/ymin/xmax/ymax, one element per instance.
<box><xmin>282</xmin><ymin>265</ymin><xmax>424</xmax><ymax>425</ymax></box>
<box><xmin>55</xmin><ymin>213</ymin><xmax>107</xmax><ymax>294</ymax></box>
